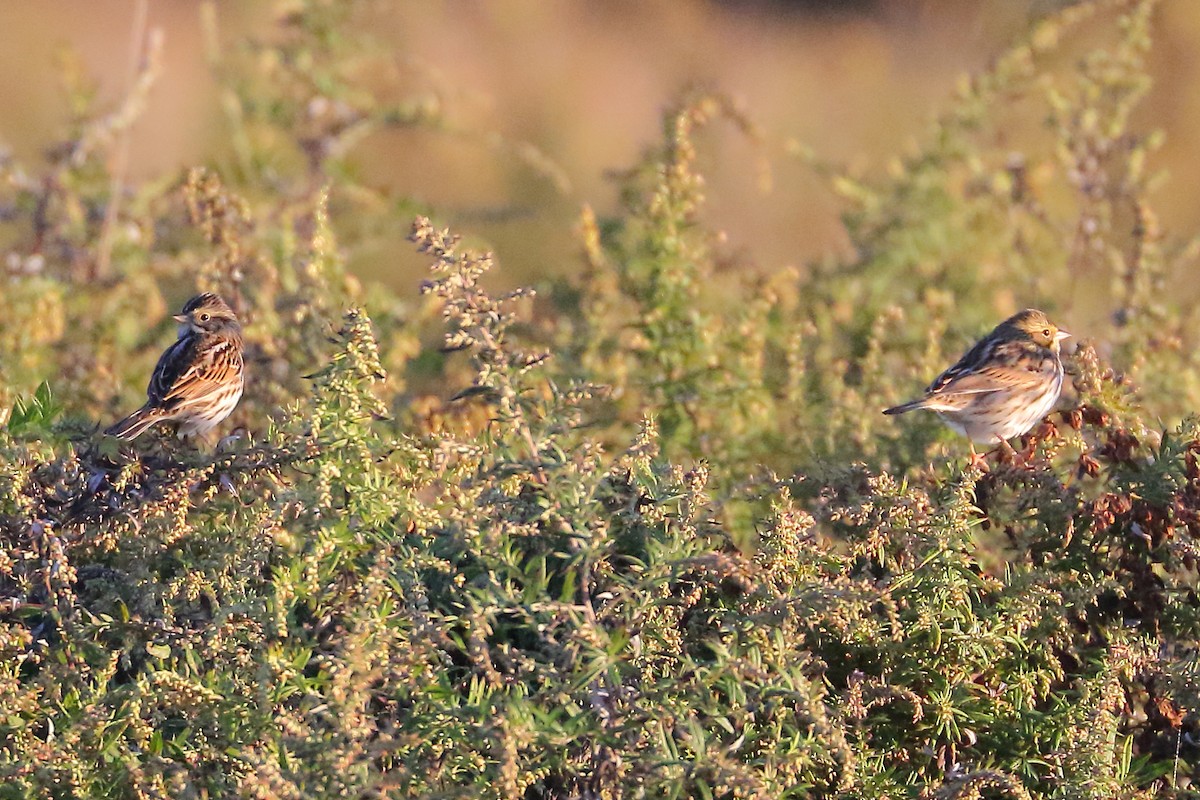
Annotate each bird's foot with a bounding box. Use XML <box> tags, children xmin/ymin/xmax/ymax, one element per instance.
<box><xmin>1015</xmin><ymin>440</ymin><xmax>1040</xmax><ymax>465</ymax></box>
<box><xmin>966</xmin><ymin>447</ymin><xmax>990</xmax><ymax>473</ymax></box>
<box><xmin>988</xmin><ymin>438</ymin><xmax>1032</xmax><ymax>469</ymax></box>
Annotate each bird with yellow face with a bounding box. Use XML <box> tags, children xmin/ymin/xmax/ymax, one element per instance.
<box><xmin>884</xmin><ymin>309</ymin><xmax>1070</xmax><ymax>451</ymax></box>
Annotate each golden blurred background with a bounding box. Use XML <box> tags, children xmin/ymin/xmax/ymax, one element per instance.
<box><xmin>0</xmin><ymin>0</ymin><xmax>1196</xmax><ymax>290</ymax></box>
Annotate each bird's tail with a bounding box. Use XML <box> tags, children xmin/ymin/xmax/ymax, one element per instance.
<box><xmin>104</xmin><ymin>407</ymin><xmax>164</xmax><ymax>440</ymax></box>
<box><xmin>882</xmin><ymin>398</ymin><xmax>926</xmax><ymax>416</ymax></box>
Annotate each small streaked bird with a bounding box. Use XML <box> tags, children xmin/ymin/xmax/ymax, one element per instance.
<box><xmin>105</xmin><ymin>293</ymin><xmax>245</xmax><ymax>441</ymax></box>
<box><xmin>883</xmin><ymin>309</ymin><xmax>1070</xmax><ymax>448</ymax></box>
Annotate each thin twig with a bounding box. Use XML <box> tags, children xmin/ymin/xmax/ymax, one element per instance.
<box><xmin>94</xmin><ymin>0</ymin><xmax>151</xmax><ymax>281</ymax></box>
<box><xmin>1172</xmin><ymin>724</ymin><xmax>1181</xmax><ymax>790</ymax></box>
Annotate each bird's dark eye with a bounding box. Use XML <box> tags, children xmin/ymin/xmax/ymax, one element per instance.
<box><xmin>200</xmin><ymin>313</ymin><xmax>211</xmax><ymax>322</ymax></box>
<box><xmin>1042</xmin><ymin>329</ymin><xmax>1051</xmax><ymax>337</ymax></box>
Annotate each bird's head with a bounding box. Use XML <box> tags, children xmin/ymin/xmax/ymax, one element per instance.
<box><xmin>174</xmin><ymin>293</ymin><xmax>240</xmax><ymax>336</ymax></box>
<box><xmin>1000</xmin><ymin>308</ymin><xmax>1071</xmax><ymax>353</ymax></box>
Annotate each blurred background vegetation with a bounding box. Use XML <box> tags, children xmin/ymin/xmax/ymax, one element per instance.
<box><xmin>8</xmin><ymin>0</ymin><xmax>1200</xmax><ymax>289</ymax></box>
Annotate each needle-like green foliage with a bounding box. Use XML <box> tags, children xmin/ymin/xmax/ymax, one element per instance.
<box><xmin>0</xmin><ymin>1</ymin><xmax>1198</xmax><ymax>798</ymax></box>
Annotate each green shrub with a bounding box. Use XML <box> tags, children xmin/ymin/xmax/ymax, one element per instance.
<box><xmin>0</xmin><ymin>0</ymin><xmax>1198</xmax><ymax>798</ymax></box>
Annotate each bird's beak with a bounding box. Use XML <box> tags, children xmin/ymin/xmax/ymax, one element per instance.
<box><xmin>173</xmin><ymin>314</ymin><xmax>188</xmax><ymax>324</ymax></box>
<box><xmin>1055</xmin><ymin>329</ymin><xmax>1071</xmax><ymax>342</ymax></box>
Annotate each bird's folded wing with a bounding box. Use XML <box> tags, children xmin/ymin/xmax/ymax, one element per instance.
<box><xmin>162</xmin><ymin>342</ymin><xmax>240</xmax><ymax>406</ymax></box>
<box><xmin>147</xmin><ymin>336</ymin><xmax>197</xmax><ymax>404</ymax></box>
<box><xmin>922</xmin><ymin>364</ymin><xmax>1046</xmax><ymax>409</ymax></box>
